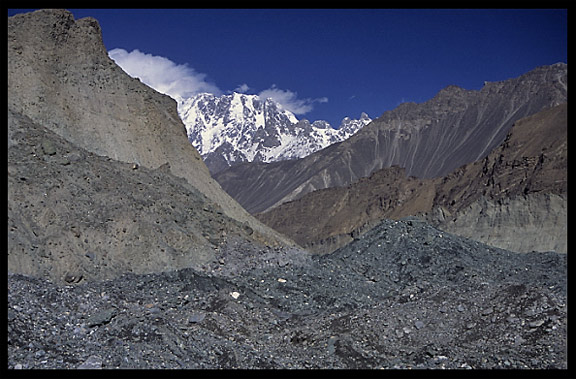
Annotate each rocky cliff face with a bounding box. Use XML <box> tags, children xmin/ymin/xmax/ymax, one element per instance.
<box><xmin>431</xmin><ymin>193</ymin><xmax>566</xmax><ymax>254</ymax></box>
<box><xmin>7</xmin><ymin>9</ymin><xmax>296</xmax><ymax>282</ymax></box>
<box><xmin>257</xmin><ymin>104</ymin><xmax>567</xmax><ymax>254</ymax></box>
<box><xmin>215</xmin><ymin>64</ymin><xmax>567</xmax><ymax>214</ymax></box>
<box><xmin>425</xmin><ymin>103</ymin><xmax>567</xmax><ymax>253</ymax></box>
<box><xmin>181</xmin><ymin>92</ymin><xmax>298</xmax><ymax>173</ymax></box>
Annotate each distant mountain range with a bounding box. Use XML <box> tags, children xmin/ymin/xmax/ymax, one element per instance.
<box><xmin>179</xmin><ymin>92</ymin><xmax>371</xmax><ymax>174</ymax></box>
<box><xmin>256</xmin><ymin>103</ymin><xmax>567</xmax><ymax>254</ymax></box>
<box><xmin>214</xmin><ymin>63</ymin><xmax>567</xmax><ymax>214</ymax></box>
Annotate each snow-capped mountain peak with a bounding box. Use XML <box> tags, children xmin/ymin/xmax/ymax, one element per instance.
<box><xmin>339</xmin><ymin>112</ymin><xmax>371</xmax><ymax>133</ymax></box>
<box><xmin>178</xmin><ymin>92</ymin><xmax>371</xmax><ymax>174</ymax></box>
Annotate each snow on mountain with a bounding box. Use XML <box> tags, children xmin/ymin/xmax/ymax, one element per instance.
<box><xmin>178</xmin><ymin>92</ymin><xmax>371</xmax><ymax>173</ymax></box>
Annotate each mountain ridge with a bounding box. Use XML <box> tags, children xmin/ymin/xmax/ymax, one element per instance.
<box><xmin>215</xmin><ymin>63</ymin><xmax>567</xmax><ymax>214</ymax></box>
<box><xmin>7</xmin><ymin>9</ymin><xmax>567</xmax><ymax>369</ymax></box>
<box><xmin>256</xmin><ymin>103</ymin><xmax>567</xmax><ymax>254</ymax></box>
<box><xmin>7</xmin><ymin>9</ymin><xmax>295</xmax><ymax>248</ymax></box>
<box><xmin>180</xmin><ymin>92</ymin><xmax>371</xmax><ymax>174</ymax></box>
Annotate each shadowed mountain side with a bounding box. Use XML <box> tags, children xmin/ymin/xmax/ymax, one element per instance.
<box><xmin>256</xmin><ymin>104</ymin><xmax>567</xmax><ymax>254</ymax></box>
<box><xmin>7</xmin><ymin>9</ymin><xmax>291</xmax><ymax>247</ymax></box>
<box><xmin>215</xmin><ymin>63</ymin><xmax>567</xmax><ymax>214</ymax></box>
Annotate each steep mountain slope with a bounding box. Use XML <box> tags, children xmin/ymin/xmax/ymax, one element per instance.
<box><xmin>7</xmin><ymin>9</ymin><xmax>293</xmax><ymax>249</ymax></box>
<box><xmin>215</xmin><ymin>63</ymin><xmax>567</xmax><ymax>214</ymax></box>
<box><xmin>7</xmin><ymin>10</ymin><xmax>567</xmax><ymax>370</ymax></box>
<box><xmin>256</xmin><ymin>165</ymin><xmax>435</xmax><ymax>254</ymax></box>
<box><xmin>256</xmin><ymin>104</ymin><xmax>567</xmax><ymax>254</ymax></box>
<box><xmin>7</xmin><ymin>9</ymin><xmax>297</xmax><ymax>282</ymax></box>
<box><xmin>7</xmin><ymin>109</ymin><xmax>272</xmax><ymax>282</ymax></box>
<box><xmin>427</xmin><ymin>103</ymin><xmax>567</xmax><ymax>253</ymax></box>
<box><xmin>180</xmin><ymin>92</ymin><xmax>370</xmax><ymax>174</ymax></box>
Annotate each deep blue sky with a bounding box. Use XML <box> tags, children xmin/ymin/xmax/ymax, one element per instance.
<box><xmin>8</xmin><ymin>8</ymin><xmax>568</xmax><ymax>127</ymax></box>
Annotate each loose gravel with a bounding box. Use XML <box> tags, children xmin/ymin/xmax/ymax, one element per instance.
<box><xmin>7</xmin><ymin>219</ymin><xmax>567</xmax><ymax>370</ymax></box>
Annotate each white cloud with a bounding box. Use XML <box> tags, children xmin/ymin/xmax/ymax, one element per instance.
<box><xmin>108</xmin><ymin>48</ymin><xmax>222</xmax><ymax>101</ymax></box>
<box><xmin>108</xmin><ymin>49</ymin><xmax>327</xmax><ymax>115</ymax></box>
<box><xmin>258</xmin><ymin>85</ymin><xmax>328</xmax><ymax>115</ymax></box>
<box><xmin>234</xmin><ymin>83</ymin><xmax>251</xmax><ymax>93</ymax></box>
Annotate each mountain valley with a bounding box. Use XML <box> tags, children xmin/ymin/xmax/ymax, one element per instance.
<box><xmin>7</xmin><ymin>9</ymin><xmax>568</xmax><ymax>371</ymax></box>
<box><xmin>214</xmin><ymin>63</ymin><xmax>567</xmax><ymax>214</ymax></box>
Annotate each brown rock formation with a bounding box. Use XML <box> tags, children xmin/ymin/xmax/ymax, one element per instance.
<box><xmin>216</xmin><ymin>63</ymin><xmax>567</xmax><ymax>214</ymax></box>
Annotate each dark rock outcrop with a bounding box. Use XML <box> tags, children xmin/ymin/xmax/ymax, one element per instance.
<box><xmin>426</xmin><ymin>103</ymin><xmax>567</xmax><ymax>253</ymax></box>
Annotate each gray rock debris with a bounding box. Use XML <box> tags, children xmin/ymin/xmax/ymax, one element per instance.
<box><xmin>78</xmin><ymin>355</ymin><xmax>103</xmax><ymax>369</ymax></box>
<box><xmin>7</xmin><ymin>219</ymin><xmax>567</xmax><ymax>369</ymax></box>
